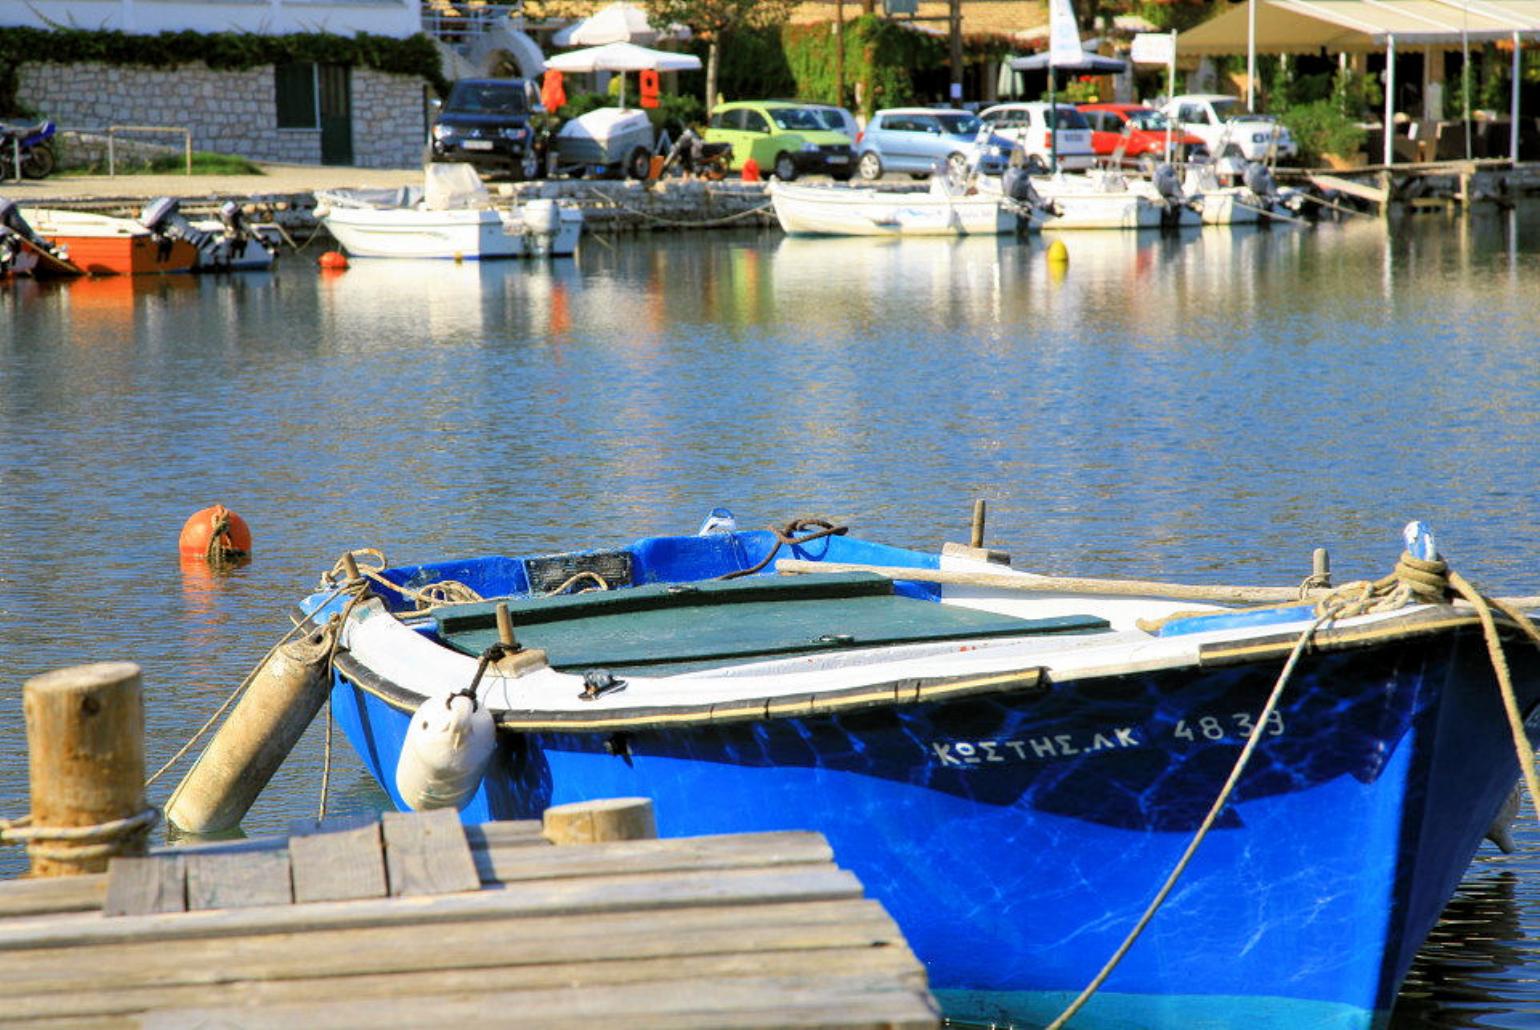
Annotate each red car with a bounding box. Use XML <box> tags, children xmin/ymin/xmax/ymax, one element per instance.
<box><xmin>1077</xmin><ymin>103</ymin><xmax>1208</xmax><ymax>169</ymax></box>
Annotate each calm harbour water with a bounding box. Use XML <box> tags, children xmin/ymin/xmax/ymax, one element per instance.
<box><xmin>3</xmin><ymin>209</ymin><xmax>1539</xmax><ymax>1025</ymax></box>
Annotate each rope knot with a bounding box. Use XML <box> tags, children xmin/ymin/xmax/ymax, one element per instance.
<box><xmin>1393</xmin><ymin>551</ymin><xmax>1450</xmax><ymax>604</ymax></box>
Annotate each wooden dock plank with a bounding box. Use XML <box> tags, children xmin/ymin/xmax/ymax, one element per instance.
<box><xmin>474</xmin><ymin>830</ymin><xmax>833</xmax><ymax>883</ymax></box>
<box><xmin>0</xmin><ymin>864</ymin><xmax>865</xmax><ymax>950</ymax></box>
<box><xmin>1</xmin><ymin>916</ymin><xmax>920</xmax><ymax>1020</ymax></box>
<box><xmin>103</xmin><ymin>856</ymin><xmax>185</xmax><ymax>917</ymax></box>
<box><xmin>381</xmin><ymin>809</ymin><xmax>480</xmax><ymax>897</ymax></box>
<box><xmin>132</xmin><ymin>972</ymin><xmax>938</xmax><ymax>1029</ymax></box>
<box><xmin>0</xmin><ymin>898</ymin><xmax>902</xmax><ymax>993</ymax></box>
<box><xmin>290</xmin><ymin>821</ymin><xmax>387</xmax><ymax>904</ymax></box>
<box><xmin>0</xmin><ymin>815</ymin><xmax>937</xmax><ymax>1029</ymax></box>
<box><xmin>0</xmin><ymin>874</ymin><xmax>108</xmax><ymax>919</ymax></box>
<box><xmin>185</xmin><ymin>849</ymin><xmax>292</xmax><ymax>910</ymax></box>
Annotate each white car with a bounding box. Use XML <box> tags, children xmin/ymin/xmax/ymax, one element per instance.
<box><xmin>977</xmin><ymin>102</ymin><xmax>1095</xmax><ymax>172</ymax></box>
<box><xmin>1161</xmin><ymin>94</ymin><xmax>1298</xmax><ymax>162</ymax></box>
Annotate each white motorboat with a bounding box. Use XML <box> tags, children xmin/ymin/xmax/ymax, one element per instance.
<box><xmin>769</xmin><ymin>179</ymin><xmax>1016</xmax><ymax>237</ymax></box>
<box><xmin>315</xmin><ymin>164</ymin><xmax>583</xmax><ymax>260</ymax></box>
<box><xmin>1028</xmin><ymin>170</ymin><xmax>1172</xmax><ymax>231</ymax></box>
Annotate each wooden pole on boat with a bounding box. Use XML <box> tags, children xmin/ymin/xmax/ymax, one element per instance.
<box><xmin>1313</xmin><ymin>548</ymin><xmax>1331</xmax><ymax>588</ymax></box>
<box><xmin>542</xmin><ymin>797</ymin><xmax>657</xmax><ymax>845</ymax></box>
<box><xmin>970</xmin><ymin>499</ymin><xmax>986</xmax><ymax>549</ymax></box>
<box><xmin>777</xmin><ymin>558</ymin><xmax>1317</xmax><ymax>604</ymax></box>
<box><xmin>495</xmin><ymin>602</ymin><xmax>518</xmax><ymax>649</ymax></box>
<box><xmin>22</xmin><ymin>662</ymin><xmax>148</xmax><ymax>877</ymax></box>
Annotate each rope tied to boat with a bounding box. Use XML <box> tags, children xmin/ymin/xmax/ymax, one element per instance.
<box><xmin>319</xmin><ymin>548</ymin><xmax>483</xmax><ymax>611</ymax></box>
<box><xmin>546</xmin><ymin>570</ymin><xmax>611</xmax><ymax>596</ymax></box>
<box><xmin>1052</xmin><ymin>547</ymin><xmax>1540</xmax><ymax>1029</ymax></box>
<box><xmin>721</xmin><ymin>518</ymin><xmax>849</xmax><ymax>580</ymax></box>
<box><xmin>1313</xmin><ymin>551</ymin><xmax>1450</xmax><ymax>620</ymax></box>
<box><xmin>0</xmin><ymin>806</ymin><xmax>161</xmax><ymax>862</ymax></box>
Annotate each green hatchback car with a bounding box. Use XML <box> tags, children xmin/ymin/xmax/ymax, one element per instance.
<box><xmin>705</xmin><ymin>101</ymin><xmax>856</xmax><ymax>181</ymax></box>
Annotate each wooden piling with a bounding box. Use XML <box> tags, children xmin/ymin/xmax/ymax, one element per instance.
<box><xmin>21</xmin><ymin>662</ymin><xmax>148</xmax><ymax>877</ymax></box>
<box><xmin>542</xmin><ymin>797</ymin><xmax>657</xmax><ymax>845</ymax></box>
<box><xmin>970</xmin><ymin>499</ymin><xmax>986</xmax><ymax>549</ymax></box>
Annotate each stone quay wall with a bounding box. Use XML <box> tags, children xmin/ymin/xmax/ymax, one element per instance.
<box><xmin>18</xmin><ymin>63</ymin><xmax>425</xmax><ymax>169</ymax></box>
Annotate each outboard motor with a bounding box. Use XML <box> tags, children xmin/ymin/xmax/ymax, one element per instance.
<box><xmin>1242</xmin><ymin>162</ymin><xmax>1278</xmax><ymax>205</ymax></box>
<box><xmin>0</xmin><ymin>195</ymin><xmax>69</xmax><ymax>265</ymax></box>
<box><xmin>1152</xmin><ymin>162</ymin><xmax>1195</xmax><ymax>230</ymax></box>
<box><xmin>139</xmin><ymin>196</ymin><xmax>211</xmax><ymax>263</ymax></box>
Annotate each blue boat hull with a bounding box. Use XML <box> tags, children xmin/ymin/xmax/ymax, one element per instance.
<box><xmin>331</xmin><ymin>624</ymin><xmax>1539</xmax><ymax>1028</ymax></box>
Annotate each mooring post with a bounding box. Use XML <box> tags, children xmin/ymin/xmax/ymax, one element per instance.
<box><xmin>970</xmin><ymin>499</ymin><xmax>987</xmax><ymax>549</ymax></box>
<box><xmin>22</xmin><ymin>662</ymin><xmax>148</xmax><ymax>876</ymax></box>
<box><xmin>542</xmin><ymin>797</ymin><xmax>657</xmax><ymax>845</ymax></box>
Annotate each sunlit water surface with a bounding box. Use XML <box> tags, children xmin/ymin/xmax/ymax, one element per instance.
<box><xmin>3</xmin><ymin>210</ymin><xmax>1539</xmax><ymax>1026</ymax></box>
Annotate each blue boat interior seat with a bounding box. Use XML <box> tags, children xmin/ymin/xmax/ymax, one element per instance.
<box><xmin>432</xmin><ymin>571</ymin><xmax>1111</xmax><ymax>676</ymax></box>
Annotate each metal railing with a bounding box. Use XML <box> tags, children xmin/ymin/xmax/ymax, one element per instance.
<box><xmin>420</xmin><ymin>0</ymin><xmax>524</xmax><ymax>50</ymax></box>
<box><xmin>106</xmin><ymin>125</ymin><xmax>193</xmax><ymax>176</ymax></box>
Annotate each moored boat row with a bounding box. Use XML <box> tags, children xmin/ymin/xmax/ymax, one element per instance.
<box><xmin>769</xmin><ymin>159</ymin><xmax>1312</xmax><ymax>238</ymax></box>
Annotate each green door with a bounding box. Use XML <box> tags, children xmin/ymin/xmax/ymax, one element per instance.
<box><xmin>319</xmin><ymin>64</ymin><xmax>353</xmax><ymax>166</ymax></box>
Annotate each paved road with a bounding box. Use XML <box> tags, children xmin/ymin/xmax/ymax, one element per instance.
<box><xmin>2</xmin><ymin>163</ymin><xmax>423</xmax><ymax>204</ymax></box>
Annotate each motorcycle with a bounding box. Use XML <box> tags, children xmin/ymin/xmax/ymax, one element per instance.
<box><xmin>0</xmin><ymin>120</ymin><xmax>58</xmax><ymax>180</ymax></box>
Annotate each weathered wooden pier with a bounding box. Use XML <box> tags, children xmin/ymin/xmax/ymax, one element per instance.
<box><xmin>1</xmin><ymin>663</ymin><xmax>938</xmax><ymax>1028</ymax></box>
<box><xmin>1284</xmin><ymin>158</ymin><xmax>1540</xmax><ymax>216</ymax></box>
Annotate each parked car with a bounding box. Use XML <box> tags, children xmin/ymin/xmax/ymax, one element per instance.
<box><xmin>1160</xmin><ymin>94</ymin><xmax>1298</xmax><ymax>162</ymax></box>
<box><xmin>705</xmin><ymin>101</ymin><xmax>855</xmax><ymax>181</ymax></box>
<box><xmin>977</xmin><ymin>102</ymin><xmax>1095</xmax><ymax>172</ymax></box>
<box><xmin>429</xmin><ymin>78</ymin><xmax>541</xmax><ymax>179</ymax></box>
<box><xmin>1077</xmin><ymin>103</ymin><xmax>1209</xmax><ymax>170</ymax></box>
<box><xmin>855</xmin><ymin>107</ymin><xmax>1007</xmax><ymax>180</ymax></box>
<box><xmin>786</xmin><ymin>101</ymin><xmax>860</xmax><ymax>141</ymax></box>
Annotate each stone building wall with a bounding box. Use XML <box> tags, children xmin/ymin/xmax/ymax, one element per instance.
<box><xmin>18</xmin><ymin>62</ymin><xmax>425</xmax><ymax>168</ymax></box>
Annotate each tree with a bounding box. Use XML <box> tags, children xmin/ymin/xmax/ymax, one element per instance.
<box><xmin>645</xmin><ymin>0</ymin><xmax>797</xmax><ymax>115</ymax></box>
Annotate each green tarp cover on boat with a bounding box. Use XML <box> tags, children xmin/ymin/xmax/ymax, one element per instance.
<box><xmin>433</xmin><ymin>572</ymin><xmax>1110</xmax><ymax>674</ymax></box>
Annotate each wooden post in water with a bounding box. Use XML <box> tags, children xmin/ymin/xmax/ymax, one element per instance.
<box><xmin>22</xmin><ymin>662</ymin><xmax>148</xmax><ymax>877</ymax></box>
<box><xmin>970</xmin><ymin>499</ymin><xmax>986</xmax><ymax>549</ymax></box>
<box><xmin>542</xmin><ymin>797</ymin><xmax>657</xmax><ymax>845</ymax></box>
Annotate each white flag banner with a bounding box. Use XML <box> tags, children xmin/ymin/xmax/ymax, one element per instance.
<box><xmin>1047</xmin><ymin>0</ymin><xmax>1085</xmax><ymax>67</ymax></box>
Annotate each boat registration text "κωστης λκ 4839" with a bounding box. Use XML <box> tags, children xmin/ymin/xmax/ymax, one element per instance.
<box><xmin>930</xmin><ymin>711</ymin><xmax>1286</xmax><ymax>766</ymax></box>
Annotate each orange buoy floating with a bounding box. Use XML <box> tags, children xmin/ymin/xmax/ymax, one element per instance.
<box><xmin>741</xmin><ymin>157</ymin><xmax>761</xmax><ymax>183</ymax></box>
<box><xmin>178</xmin><ymin>504</ymin><xmax>252</xmax><ymax>564</ymax></box>
<box><xmin>317</xmin><ymin>251</ymin><xmax>349</xmax><ymax>270</ymax></box>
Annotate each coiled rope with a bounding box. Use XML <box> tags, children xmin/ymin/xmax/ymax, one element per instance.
<box><xmin>0</xmin><ymin>807</ymin><xmax>162</xmax><ymax>863</ymax></box>
<box><xmin>318</xmin><ymin>549</ymin><xmax>483</xmax><ymax>611</ymax></box>
<box><xmin>1049</xmin><ymin>551</ymin><xmax>1540</xmax><ymax>1028</ymax></box>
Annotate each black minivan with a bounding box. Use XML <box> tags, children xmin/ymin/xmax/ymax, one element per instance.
<box><xmin>429</xmin><ymin>78</ymin><xmax>540</xmax><ymax>179</ymax></box>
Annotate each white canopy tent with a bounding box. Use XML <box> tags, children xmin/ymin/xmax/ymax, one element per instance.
<box><xmin>1178</xmin><ymin>0</ymin><xmax>1540</xmax><ymax>163</ymax></box>
<box><xmin>545</xmin><ymin>42</ymin><xmax>702</xmax><ymax>109</ymax></box>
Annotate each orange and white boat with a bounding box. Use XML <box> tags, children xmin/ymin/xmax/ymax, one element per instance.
<box><xmin>1</xmin><ymin>199</ymin><xmax>83</xmax><ymax>279</ymax></box>
<box><xmin>21</xmin><ymin>207</ymin><xmax>198</xmax><ymax>276</ymax></box>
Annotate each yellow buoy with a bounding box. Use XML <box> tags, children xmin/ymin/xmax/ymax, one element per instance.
<box><xmin>1046</xmin><ymin>238</ymin><xmax>1070</xmax><ymax>265</ymax></box>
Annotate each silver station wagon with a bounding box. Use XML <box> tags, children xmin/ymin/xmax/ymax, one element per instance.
<box><xmin>856</xmin><ymin>107</ymin><xmax>1006</xmax><ymax>180</ymax></box>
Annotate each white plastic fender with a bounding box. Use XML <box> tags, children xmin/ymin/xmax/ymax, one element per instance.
<box><xmin>394</xmin><ymin>691</ymin><xmax>496</xmax><ymax>811</ymax></box>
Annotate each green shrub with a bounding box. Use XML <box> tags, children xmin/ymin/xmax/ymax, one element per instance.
<box><xmin>1279</xmin><ymin>99</ymin><xmax>1366</xmax><ymax>163</ymax></box>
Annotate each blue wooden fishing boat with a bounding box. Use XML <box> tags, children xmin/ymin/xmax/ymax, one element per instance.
<box><xmin>294</xmin><ymin>515</ymin><xmax>1540</xmax><ymax>1028</ymax></box>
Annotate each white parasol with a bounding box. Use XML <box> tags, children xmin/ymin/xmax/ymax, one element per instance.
<box><xmin>563</xmin><ymin>2</ymin><xmax>658</xmax><ymax>46</ymax></box>
<box><xmin>544</xmin><ymin>42</ymin><xmax>702</xmax><ymax>74</ymax></box>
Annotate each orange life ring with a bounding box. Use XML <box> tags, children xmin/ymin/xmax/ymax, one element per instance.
<box><xmin>639</xmin><ymin>68</ymin><xmax>660</xmax><ymax>110</ymax></box>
